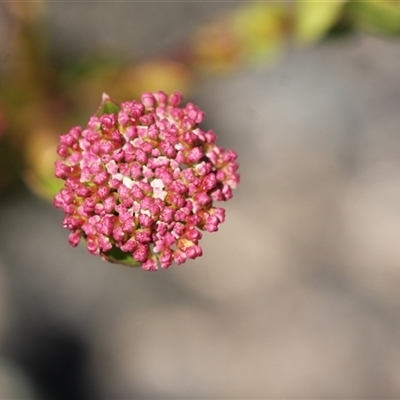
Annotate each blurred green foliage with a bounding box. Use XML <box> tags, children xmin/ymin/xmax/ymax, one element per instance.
<box><xmin>0</xmin><ymin>0</ymin><xmax>399</xmax><ymax>200</ymax></box>
<box><xmin>348</xmin><ymin>1</ymin><xmax>400</xmax><ymax>35</ymax></box>
<box><xmin>294</xmin><ymin>1</ymin><xmax>347</xmax><ymax>44</ymax></box>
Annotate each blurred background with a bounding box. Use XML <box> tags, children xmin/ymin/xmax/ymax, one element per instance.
<box><xmin>1</xmin><ymin>1</ymin><xmax>400</xmax><ymax>398</ymax></box>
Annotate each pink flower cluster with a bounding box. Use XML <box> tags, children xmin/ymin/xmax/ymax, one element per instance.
<box><xmin>54</xmin><ymin>91</ymin><xmax>239</xmax><ymax>270</ymax></box>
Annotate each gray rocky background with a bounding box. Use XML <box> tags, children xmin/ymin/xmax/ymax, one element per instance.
<box><xmin>1</xmin><ymin>2</ymin><xmax>400</xmax><ymax>399</ymax></box>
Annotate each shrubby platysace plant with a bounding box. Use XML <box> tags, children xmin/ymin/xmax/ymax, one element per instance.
<box><xmin>54</xmin><ymin>91</ymin><xmax>239</xmax><ymax>270</ymax></box>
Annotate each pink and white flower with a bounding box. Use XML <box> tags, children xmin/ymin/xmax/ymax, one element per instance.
<box><xmin>54</xmin><ymin>91</ymin><xmax>239</xmax><ymax>270</ymax></box>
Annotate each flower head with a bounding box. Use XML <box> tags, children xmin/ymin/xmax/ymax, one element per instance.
<box><xmin>54</xmin><ymin>91</ymin><xmax>239</xmax><ymax>270</ymax></box>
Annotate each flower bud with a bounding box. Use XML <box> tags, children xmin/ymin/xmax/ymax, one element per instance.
<box><xmin>54</xmin><ymin>91</ymin><xmax>239</xmax><ymax>270</ymax></box>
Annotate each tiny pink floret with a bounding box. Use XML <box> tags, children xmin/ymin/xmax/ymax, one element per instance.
<box><xmin>54</xmin><ymin>91</ymin><xmax>239</xmax><ymax>270</ymax></box>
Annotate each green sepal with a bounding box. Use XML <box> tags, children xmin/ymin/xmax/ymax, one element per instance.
<box><xmin>101</xmin><ymin>246</ymin><xmax>142</xmax><ymax>267</ymax></box>
<box><xmin>96</xmin><ymin>93</ymin><xmax>120</xmax><ymax>116</ymax></box>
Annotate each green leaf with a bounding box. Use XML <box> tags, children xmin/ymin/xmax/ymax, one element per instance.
<box><xmin>348</xmin><ymin>1</ymin><xmax>400</xmax><ymax>35</ymax></box>
<box><xmin>101</xmin><ymin>246</ymin><xmax>142</xmax><ymax>267</ymax></box>
<box><xmin>294</xmin><ymin>1</ymin><xmax>348</xmax><ymax>44</ymax></box>
<box><xmin>96</xmin><ymin>93</ymin><xmax>120</xmax><ymax>116</ymax></box>
<box><xmin>231</xmin><ymin>3</ymin><xmax>287</xmax><ymax>65</ymax></box>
